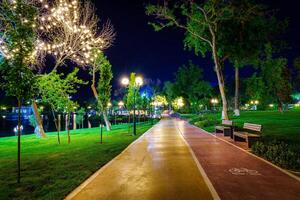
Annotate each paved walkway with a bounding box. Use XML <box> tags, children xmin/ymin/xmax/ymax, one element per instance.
<box><xmin>66</xmin><ymin>119</ymin><xmax>215</xmax><ymax>200</ymax></box>
<box><xmin>175</xmin><ymin>119</ymin><xmax>300</xmax><ymax>200</ymax></box>
<box><xmin>67</xmin><ymin>119</ymin><xmax>300</xmax><ymax>200</ymax></box>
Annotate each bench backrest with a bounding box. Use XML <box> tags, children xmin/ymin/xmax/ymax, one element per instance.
<box><xmin>222</xmin><ymin>120</ymin><xmax>233</xmax><ymax>126</ymax></box>
<box><xmin>243</xmin><ymin>123</ymin><xmax>262</xmax><ymax>132</ymax></box>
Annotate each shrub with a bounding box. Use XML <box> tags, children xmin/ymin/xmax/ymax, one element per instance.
<box><xmin>252</xmin><ymin>141</ymin><xmax>300</xmax><ymax>170</ymax></box>
<box><xmin>194</xmin><ymin>118</ymin><xmax>217</xmax><ymax>128</ymax></box>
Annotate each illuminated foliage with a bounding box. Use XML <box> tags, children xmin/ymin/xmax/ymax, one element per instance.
<box><xmin>35</xmin><ymin>0</ymin><xmax>115</xmax><ymax>69</ymax></box>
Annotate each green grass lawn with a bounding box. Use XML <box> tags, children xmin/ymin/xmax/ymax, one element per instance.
<box><xmin>181</xmin><ymin>110</ymin><xmax>300</xmax><ymax>145</ymax></box>
<box><xmin>0</xmin><ymin>122</ymin><xmax>154</xmax><ymax>200</ymax></box>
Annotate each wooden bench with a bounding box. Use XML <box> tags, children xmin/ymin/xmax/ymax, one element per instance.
<box><xmin>215</xmin><ymin>120</ymin><xmax>233</xmax><ymax>137</ymax></box>
<box><xmin>233</xmin><ymin>123</ymin><xmax>262</xmax><ymax>148</ymax></box>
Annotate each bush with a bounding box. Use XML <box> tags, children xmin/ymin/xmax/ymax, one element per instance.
<box><xmin>194</xmin><ymin>118</ymin><xmax>218</xmax><ymax>128</ymax></box>
<box><xmin>252</xmin><ymin>141</ymin><xmax>300</xmax><ymax>170</ymax></box>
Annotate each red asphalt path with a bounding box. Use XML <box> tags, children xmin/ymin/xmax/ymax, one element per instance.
<box><xmin>175</xmin><ymin>119</ymin><xmax>300</xmax><ymax>200</ymax></box>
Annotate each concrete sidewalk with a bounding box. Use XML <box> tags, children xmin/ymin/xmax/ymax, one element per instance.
<box><xmin>66</xmin><ymin>120</ymin><xmax>215</xmax><ymax>200</ymax></box>
<box><xmin>176</xmin><ymin>119</ymin><xmax>300</xmax><ymax>200</ymax></box>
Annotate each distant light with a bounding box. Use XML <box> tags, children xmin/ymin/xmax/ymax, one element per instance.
<box><xmin>14</xmin><ymin>125</ymin><xmax>23</xmax><ymax>133</ymax></box>
<box><xmin>269</xmin><ymin>104</ymin><xmax>274</xmax><ymax>108</ymax></box>
<box><xmin>135</xmin><ymin>76</ymin><xmax>143</xmax><ymax>86</ymax></box>
<box><xmin>211</xmin><ymin>98</ymin><xmax>218</xmax><ymax>104</ymax></box>
<box><xmin>121</xmin><ymin>77</ymin><xmax>129</xmax><ymax>86</ymax></box>
<box><xmin>118</xmin><ymin>101</ymin><xmax>124</xmax><ymax>108</ymax></box>
<box><xmin>2</xmin><ymin>115</ymin><xmax>6</xmax><ymax>119</ymax></box>
<box><xmin>107</xmin><ymin>102</ymin><xmax>112</xmax><ymax>107</ymax></box>
<box><xmin>87</xmin><ymin>106</ymin><xmax>92</xmax><ymax>109</ymax></box>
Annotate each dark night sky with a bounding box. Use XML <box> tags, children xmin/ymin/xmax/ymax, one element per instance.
<box><xmin>1</xmin><ymin>0</ymin><xmax>300</xmax><ymax>103</ymax></box>
<box><xmin>91</xmin><ymin>0</ymin><xmax>300</xmax><ymax>88</ymax></box>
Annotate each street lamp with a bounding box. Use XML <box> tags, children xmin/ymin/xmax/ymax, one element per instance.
<box><xmin>210</xmin><ymin>98</ymin><xmax>219</xmax><ymax>111</ymax></box>
<box><xmin>177</xmin><ymin>98</ymin><xmax>184</xmax><ymax>109</ymax></box>
<box><xmin>120</xmin><ymin>75</ymin><xmax>143</xmax><ymax>136</ymax></box>
<box><xmin>250</xmin><ymin>100</ymin><xmax>259</xmax><ymax>110</ymax></box>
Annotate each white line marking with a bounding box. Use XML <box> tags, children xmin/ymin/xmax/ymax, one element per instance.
<box><xmin>174</xmin><ymin>120</ymin><xmax>221</xmax><ymax>200</ymax></box>
<box><xmin>187</xmin><ymin>122</ymin><xmax>300</xmax><ymax>182</ymax></box>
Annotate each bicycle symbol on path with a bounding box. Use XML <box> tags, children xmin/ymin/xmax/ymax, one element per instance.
<box><xmin>229</xmin><ymin>168</ymin><xmax>262</xmax><ymax>176</ymax></box>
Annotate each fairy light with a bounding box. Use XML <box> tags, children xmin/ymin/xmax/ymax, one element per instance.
<box><xmin>35</xmin><ymin>0</ymin><xmax>114</xmax><ymax>68</ymax></box>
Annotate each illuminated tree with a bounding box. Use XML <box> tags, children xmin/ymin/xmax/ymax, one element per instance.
<box><xmin>146</xmin><ymin>0</ymin><xmax>232</xmax><ymax>119</ymax></box>
<box><xmin>35</xmin><ymin>0</ymin><xmax>115</xmax><ymax>69</ymax></box>
<box><xmin>0</xmin><ymin>0</ymin><xmax>38</xmax><ymax>183</ymax></box>
<box><xmin>30</xmin><ymin>0</ymin><xmax>115</xmax><ymax>136</ymax></box>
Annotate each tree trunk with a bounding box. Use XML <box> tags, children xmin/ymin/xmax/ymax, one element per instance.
<box><xmin>234</xmin><ymin>67</ymin><xmax>240</xmax><ymax>116</ymax></box>
<box><xmin>73</xmin><ymin>113</ymin><xmax>76</xmax><ymax>130</ymax></box>
<box><xmin>102</xmin><ymin>112</ymin><xmax>111</xmax><ymax>131</ymax></box>
<box><xmin>51</xmin><ymin>109</ymin><xmax>60</xmax><ymax>144</ymax></box>
<box><xmin>32</xmin><ymin>101</ymin><xmax>46</xmax><ymax>138</ymax></box>
<box><xmin>91</xmin><ymin>85</ymin><xmax>111</xmax><ymax>131</ymax></box>
<box><xmin>211</xmin><ymin>37</ymin><xmax>229</xmax><ymax>120</ymax></box>
<box><xmin>17</xmin><ymin>99</ymin><xmax>22</xmax><ymax>183</ymax></box>
<box><xmin>278</xmin><ymin>100</ymin><xmax>283</xmax><ymax>113</ymax></box>
<box><xmin>67</xmin><ymin>113</ymin><xmax>71</xmax><ymax>144</ymax></box>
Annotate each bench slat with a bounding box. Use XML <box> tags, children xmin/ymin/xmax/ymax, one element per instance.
<box><xmin>243</xmin><ymin>123</ymin><xmax>262</xmax><ymax>132</ymax></box>
<box><xmin>222</xmin><ymin>120</ymin><xmax>233</xmax><ymax>126</ymax></box>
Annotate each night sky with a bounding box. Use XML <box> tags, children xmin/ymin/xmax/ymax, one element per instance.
<box><xmin>1</xmin><ymin>0</ymin><xmax>300</xmax><ymax>103</ymax></box>
<box><xmin>92</xmin><ymin>0</ymin><xmax>300</xmax><ymax>87</ymax></box>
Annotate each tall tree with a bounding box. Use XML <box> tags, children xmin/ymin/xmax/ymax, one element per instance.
<box><xmin>173</xmin><ymin>61</ymin><xmax>212</xmax><ymax>112</ymax></box>
<box><xmin>293</xmin><ymin>57</ymin><xmax>300</xmax><ymax>91</ymax></box>
<box><xmin>222</xmin><ymin>0</ymin><xmax>286</xmax><ymax>116</ymax></box>
<box><xmin>91</xmin><ymin>50</ymin><xmax>112</xmax><ymax>131</ymax></box>
<box><xmin>245</xmin><ymin>74</ymin><xmax>266</xmax><ymax>104</ymax></box>
<box><xmin>147</xmin><ymin>0</ymin><xmax>233</xmax><ymax>119</ymax></box>
<box><xmin>126</xmin><ymin>73</ymin><xmax>137</xmax><ymax>110</ymax></box>
<box><xmin>163</xmin><ymin>81</ymin><xmax>175</xmax><ymax>110</ymax></box>
<box><xmin>30</xmin><ymin>0</ymin><xmax>115</xmax><ymax>137</ymax></box>
<box><xmin>0</xmin><ymin>0</ymin><xmax>37</xmax><ymax>183</ymax></box>
<box><xmin>96</xmin><ymin>52</ymin><xmax>113</xmax><ymax>131</ymax></box>
<box><xmin>260</xmin><ymin>44</ymin><xmax>292</xmax><ymax>112</ymax></box>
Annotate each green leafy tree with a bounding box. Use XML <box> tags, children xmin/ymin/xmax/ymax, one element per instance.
<box><xmin>147</xmin><ymin>0</ymin><xmax>233</xmax><ymax>119</ymax></box>
<box><xmin>96</xmin><ymin>53</ymin><xmax>113</xmax><ymax>131</ymax></box>
<box><xmin>76</xmin><ymin>108</ymin><xmax>86</xmax><ymax>128</ymax></box>
<box><xmin>222</xmin><ymin>0</ymin><xmax>287</xmax><ymax>116</ymax></box>
<box><xmin>173</xmin><ymin>61</ymin><xmax>212</xmax><ymax>112</ymax></box>
<box><xmin>245</xmin><ymin>74</ymin><xmax>266</xmax><ymax>104</ymax></box>
<box><xmin>163</xmin><ymin>81</ymin><xmax>175</xmax><ymax>110</ymax></box>
<box><xmin>37</xmin><ymin>69</ymin><xmax>84</xmax><ymax>143</ymax></box>
<box><xmin>0</xmin><ymin>0</ymin><xmax>37</xmax><ymax>183</ymax></box>
<box><xmin>260</xmin><ymin>44</ymin><xmax>292</xmax><ymax>112</ymax></box>
<box><xmin>293</xmin><ymin>57</ymin><xmax>300</xmax><ymax>91</ymax></box>
<box><xmin>126</xmin><ymin>73</ymin><xmax>137</xmax><ymax>110</ymax></box>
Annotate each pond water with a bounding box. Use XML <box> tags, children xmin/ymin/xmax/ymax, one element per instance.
<box><xmin>0</xmin><ymin>114</ymin><xmax>61</xmax><ymax>138</ymax></box>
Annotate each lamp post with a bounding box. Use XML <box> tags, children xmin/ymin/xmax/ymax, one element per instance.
<box><xmin>121</xmin><ymin>76</ymin><xmax>143</xmax><ymax>136</ymax></box>
<box><xmin>250</xmin><ymin>100</ymin><xmax>259</xmax><ymax>110</ymax></box>
<box><xmin>211</xmin><ymin>98</ymin><xmax>219</xmax><ymax>111</ymax></box>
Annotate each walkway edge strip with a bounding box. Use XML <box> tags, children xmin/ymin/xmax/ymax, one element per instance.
<box><xmin>64</xmin><ymin>122</ymin><xmax>159</xmax><ymax>200</ymax></box>
<box><xmin>175</xmin><ymin>121</ymin><xmax>221</xmax><ymax>200</ymax></box>
<box><xmin>189</xmin><ymin>123</ymin><xmax>300</xmax><ymax>182</ymax></box>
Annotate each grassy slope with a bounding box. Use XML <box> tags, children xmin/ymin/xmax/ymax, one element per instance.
<box><xmin>182</xmin><ymin>111</ymin><xmax>300</xmax><ymax>144</ymax></box>
<box><xmin>0</xmin><ymin>123</ymin><xmax>154</xmax><ymax>200</ymax></box>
